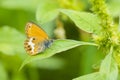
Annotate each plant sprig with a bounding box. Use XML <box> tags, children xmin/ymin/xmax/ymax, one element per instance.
<box><xmin>90</xmin><ymin>0</ymin><xmax>120</xmax><ymax>54</ymax></box>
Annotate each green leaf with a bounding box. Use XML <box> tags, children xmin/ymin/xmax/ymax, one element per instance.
<box><xmin>60</xmin><ymin>9</ymin><xmax>101</xmax><ymax>34</ymax></box>
<box><xmin>20</xmin><ymin>39</ymin><xmax>97</xmax><ymax>70</ymax></box>
<box><xmin>73</xmin><ymin>72</ymin><xmax>105</xmax><ymax>80</ymax></box>
<box><xmin>99</xmin><ymin>47</ymin><xmax>113</xmax><ymax>74</ymax></box>
<box><xmin>36</xmin><ymin>0</ymin><xmax>59</xmax><ymax>24</ymax></box>
<box><xmin>0</xmin><ymin>26</ymin><xmax>25</xmax><ymax>55</ymax></box>
<box><xmin>107</xmin><ymin>59</ymin><xmax>118</xmax><ymax>80</ymax></box>
<box><xmin>100</xmin><ymin>47</ymin><xmax>118</xmax><ymax>80</ymax></box>
<box><xmin>73</xmin><ymin>47</ymin><xmax>118</xmax><ymax>80</ymax></box>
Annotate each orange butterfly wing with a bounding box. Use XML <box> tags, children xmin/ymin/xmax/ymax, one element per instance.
<box><xmin>25</xmin><ymin>22</ymin><xmax>49</xmax><ymax>40</ymax></box>
<box><xmin>24</xmin><ymin>22</ymin><xmax>49</xmax><ymax>55</ymax></box>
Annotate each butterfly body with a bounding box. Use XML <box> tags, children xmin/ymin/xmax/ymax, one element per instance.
<box><xmin>24</xmin><ymin>22</ymin><xmax>53</xmax><ymax>55</ymax></box>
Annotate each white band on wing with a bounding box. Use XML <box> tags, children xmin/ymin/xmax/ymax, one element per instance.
<box><xmin>28</xmin><ymin>38</ymin><xmax>35</xmax><ymax>53</ymax></box>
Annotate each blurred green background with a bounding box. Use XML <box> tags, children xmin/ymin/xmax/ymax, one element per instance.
<box><xmin>0</xmin><ymin>0</ymin><xmax>119</xmax><ymax>80</ymax></box>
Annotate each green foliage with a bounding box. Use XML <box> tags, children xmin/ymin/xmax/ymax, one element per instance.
<box><xmin>32</xmin><ymin>57</ymin><xmax>65</xmax><ymax>70</ymax></box>
<box><xmin>60</xmin><ymin>9</ymin><xmax>101</xmax><ymax>34</ymax></box>
<box><xmin>36</xmin><ymin>1</ymin><xmax>59</xmax><ymax>24</ymax></box>
<box><xmin>73</xmin><ymin>72</ymin><xmax>105</xmax><ymax>80</ymax></box>
<box><xmin>73</xmin><ymin>47</ymin><xmax>118</xmax><ymax>80</ymax></box>
<box><xmin>0</xmin><ymin>26</ymin><xmax>25</xmax><ymax>55</ymax></box>
<box><xmin>0</xmin><ymin>62</ymin><xmax>8</xmax><ymax>80</ymax></box>
<box><xmin>99</xmin><ymin>47</ymin><xmax>118</xmax><ymax>80</ymax></box>
<box><xmin>0</xmin><ymin>0</ymin><xmax>120</xmax><ymax>80</ymax></box>
<box><xmin>20</xmin><ymin>40</ymin><xmax>96</xmax><ymax>70</ymax></box>
<box><xmin>0</xmin><ymin>0</ymin><xmax>40</xmax><ymax>11</ymax></box>
<box><xmin>108</xmin><ymin>0</ymin><xmax>120</xmax><ymax>17</ymax></box>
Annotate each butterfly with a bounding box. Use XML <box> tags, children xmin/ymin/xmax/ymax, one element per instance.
<box><xmin>24</xmin><ymin>22</ymin><xmax>53</xmax><ymax>56</ymax></box>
